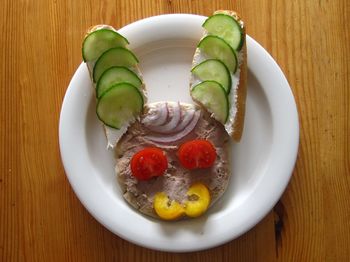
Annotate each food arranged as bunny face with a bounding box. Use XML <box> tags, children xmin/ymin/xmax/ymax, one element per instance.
<box><xmin>116</xmin><ymin>102</ymin><xmax>230</xmax><ymax>219</ymax></box>
<box><xmin>82</xmin><ymin>10</ymin><xmax>247</xmax><ymax>220</ymax></box>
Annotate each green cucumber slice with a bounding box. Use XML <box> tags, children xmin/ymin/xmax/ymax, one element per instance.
<box><xmin>203</xmin><ymin>14</ymin><xmax>244</xmax><ymax>51</ymax></box>
<box><xmin>82</xmin><ymin>29</ymin><xmax>129</xmax><ymax>62</ymax></box>
<box><xmin>96</xmin><ymin>66</ymin><xmax>142</xmax><ymax>98</ymax></box>
<box><xmin>96</xmin><ymin>83</ymin><xmax>144</xmax><ymax>129</ymax></box>
<box><xmin>191</xmin><ymin>59</ymin><xmax>232</xmax><ymax>93</ymax></box>
<box><xmin>93</xmin><ymin>47</ymin><xmax>139</xmax><ymax>82</ymax></box>
<box><xmin>197</xmin><ymin>35</ymin><xmax>237</xmax><ymax>73</ymax></box>
<box><xmin>191</xmin><ymin>80</ymin><xmax>229</xmax><ymax>123</ymax></box>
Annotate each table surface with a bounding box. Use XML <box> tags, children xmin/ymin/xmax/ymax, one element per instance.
<box><xmin>1</xmin><ymin>0</ymin><xmax>349</xmax><ymax>261</ymax></box>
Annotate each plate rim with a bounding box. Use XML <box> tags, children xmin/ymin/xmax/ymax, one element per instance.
<box><xmin>59</xmin><ymin>13</ymin><xmax>299</xmax><ymax>252</ymax></box>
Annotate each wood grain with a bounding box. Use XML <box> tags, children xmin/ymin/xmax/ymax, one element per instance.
<box><xmin>1</xmin><ymin>0</ymin><xmax>349</xmax><ymax>261</ymax></box>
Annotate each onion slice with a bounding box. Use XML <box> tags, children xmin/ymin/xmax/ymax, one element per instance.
<box><xmin>154</xmin><ymin>102</ymin><xmax>181</xmax><ymax>133</ymax></box>
<box><xmin>145</xmin><ymin>110</ymin><xmax>201</xmax><ymax>143</ymax></box>
<box><xmin>142</xmin><ymin>102</ymin><xmax>168</xmax><ymax>126</ymax></box>
<box><xmin>171</xmin><ymin>109</ymin><xmax>195</xmax><ymax>133</ymax></box>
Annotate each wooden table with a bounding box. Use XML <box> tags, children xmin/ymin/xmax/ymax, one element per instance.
<box><xmin>1</xmin><ymin>0</ymin><xmax>349</xmax><ymax>261</ymax></box>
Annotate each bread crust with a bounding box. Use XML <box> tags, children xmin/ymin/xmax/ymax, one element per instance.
<box><xmin>232</xmin><ymin>36</ymin><xmax>247</xmax><ymax>141</ymax></box>
<box><xmin>220</xmin><ymin>10</ymin><xmax>247</xmax><ymax>142</ymax></box>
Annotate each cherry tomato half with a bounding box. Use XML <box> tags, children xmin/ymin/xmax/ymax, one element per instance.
<box><xmin>130</xmin><ymin>147</ymin><xmax>168</xmax><ymax>180</ymax></box>
<box><xmin>178</xmin><ymin>140</ymin><xmax>216</xmax><ymax>170</ymax></box>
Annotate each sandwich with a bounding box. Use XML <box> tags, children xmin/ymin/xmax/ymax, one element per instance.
<box><xmin>81</xmin><ymin>10</ymin><xmax>247</xmax><ymax>220</ymax></box>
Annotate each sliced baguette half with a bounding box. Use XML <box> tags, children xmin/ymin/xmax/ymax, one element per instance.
<box><xmin>190</xmin><ymin>10</ymin><xmax>247</xmax><ymax>142</ymax></box>
<box><xmin>83</xmin><ymin>25</ymin><xmax>147</xmax><ymax>149</ymax></box>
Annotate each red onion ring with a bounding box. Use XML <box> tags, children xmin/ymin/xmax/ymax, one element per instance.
<box><xmin>171</xmin><ymin>109</ymin><xmax>195</xmax><ymax>133</ymax></box>
<box><xmin>145</xmin><ymin>110</ymin><xmax>200</xmax><ymax>143</ymax></box>
<box><xmin>154</xmin><ymin>102</ymin><xmax>181</xmax><ymax>133</ymax></box>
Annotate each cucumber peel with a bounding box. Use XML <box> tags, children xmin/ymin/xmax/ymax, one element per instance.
<box><xmin>82</xmin><ymin>29</ymin><xmax>129</xmax><ymax>62</ymax></box>
<box><xmin>191</xmin><ymin>80</ymin><xmax>229</xmax><ymax>123</ymax></box>
<box><xmin>96</xmin><ymin>83</ymin><xmax>144</xmax><ymax>129</ymax></box>
<box><xmin>198</xmin><ymin>35</ymin><xmax>238</xmax><ymax>73</ymax></box>
<box><xmin>96</xmin><ymin>66</ymin><xmax>142</xmax><ymax>98</ymax></box>
<box><xmin>191</xmin><ymin>59</ymin><xmax>232</xmax><ymax>94</ymax></box>
<box><xmin>203</xmin><ymin>14</ymin><xmax>244</xmax><ymax>51</ymax></box>
<box><xmin>93</xmin><ymin>47</ymin><xmax>139</xmax><ymax>83</ymax></box>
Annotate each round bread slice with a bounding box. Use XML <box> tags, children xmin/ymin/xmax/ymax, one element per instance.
<box><xmin>115</xmin><ymin>102</ymin><xmax>231</xmax><ymax>219</ymax></box>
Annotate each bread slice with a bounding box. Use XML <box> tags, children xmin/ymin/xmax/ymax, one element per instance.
<box><xmin>190</xmin><ymin>10</ymin><xmax>247</xmax><ymax>142</ymax></box>
<box><xmin>83</xmin><ymin>25</ymin><xmax>147</xmax><ymax>149</ymax></box>
<box><xmin>115</xmin><ymin>102</ymin><xmax>231</xmax><ymax>219</ymax></box>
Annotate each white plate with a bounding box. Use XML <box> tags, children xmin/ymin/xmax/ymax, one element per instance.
<box><xmin>59</xmin><ymin>14</ymin><xmax>299</xmax><ymax>252</ymax></box>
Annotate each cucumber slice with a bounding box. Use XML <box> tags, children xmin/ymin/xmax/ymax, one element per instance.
<box><xmin>198</xmin><ymin>35</ymin><xmax>237</xmax><ymax>73</ymax></box>
<box><xmin>93</xmin><ymin>47</ymin><xmax>139</xmax><ymax>82</ymax></box>
<box><xmin>96</xmin><ymin>83</ymin><xmax>144</xmax><ymax>129</ymax></box>
<box><xmin>191</xmin><ymin>59</ymin><xmax>232</xmax><ymax>93</ymax></box>
<box><xmin>191</xmin><ymin>80</ymin><xmax>229</xmax><ymax>123</ymax></box>
<box><xmin>203</xmin><ymin>14</ymin><xmax>244</xmax><ymax>51</ymax></box>
<box><xmin>96</xmin><ymin>66</ymin><xmax>142</xmax><ymax>98</ymax></box>
<box><xmin>82</xmin><ymin>29</ymin><xmax>129</xmax><ymax>62</ymax></box>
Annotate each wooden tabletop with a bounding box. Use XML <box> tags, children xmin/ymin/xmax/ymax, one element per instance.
<box><xmin>1</xmin><ymin>0</ymin><xmax>349</xmax><ymax>261</ymax></box>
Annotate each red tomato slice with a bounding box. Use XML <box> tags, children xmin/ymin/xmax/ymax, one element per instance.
<box><xmin>130</xmin><ymin>147</ymin><xmax>168</xmax><ymax>180</ymax></box>
<box><xmin>178</xmin><ymin>140</ymin><xmax>216</xmax><ymax>170</ymax></box>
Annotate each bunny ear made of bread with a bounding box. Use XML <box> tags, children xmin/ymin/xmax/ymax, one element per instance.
<box><xmin>82</xmin><ymin>24</ymin><xmax>148</xmax><ymax>149</ymax></box>
<box><xmin>189</xmin><ymin>10</ymin><xmax>247</xmax><ymax>142</ymax></box>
